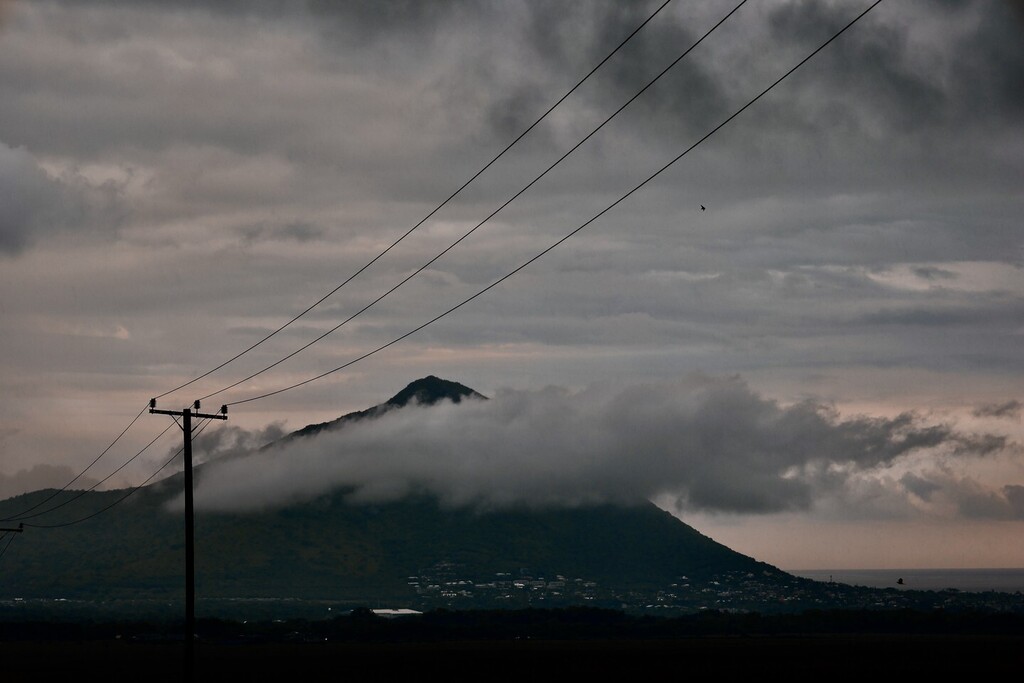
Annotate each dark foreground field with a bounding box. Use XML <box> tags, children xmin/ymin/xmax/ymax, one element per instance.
<box><xmin>4</xmin><ymin>607</ymin><xmax>1023</xmax><ymax>680</ymax></box>
<box><xmin>3</xmin><ymin>635</ymin><xmax>1023</xmax><ymax>680</ymax></box>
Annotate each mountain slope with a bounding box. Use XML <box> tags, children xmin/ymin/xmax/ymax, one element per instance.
<box><xmin>0</xmin><ymin>377</ymin><xmax>788</xmax><ymax>613</ymax></box>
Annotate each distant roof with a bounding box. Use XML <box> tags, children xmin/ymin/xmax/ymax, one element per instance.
<box><xmin>372</xmin><ymin>608</ymin><xmax>422</xmax><ymax>617</ymax></box>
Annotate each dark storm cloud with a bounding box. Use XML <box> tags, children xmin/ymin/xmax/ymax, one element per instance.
<box><xmin>973</xmin><ymin>400</ymin><xmax>1023</xmax><ymax>420</ymax></box>
<box><xmin>569</xmin><ymin>1</ymin><xmax>729</xmax><ymax>139</ymax></box>
<box><xmin>773</xmin><ymin>0</ymin><xmax>1024</xmax><ymax>133</ymax></box>
<box><xmin>188</xmin><ymin>375</ymin><xmax>1009</xmax><ymax>514</ymax></box>
<box><xmin>948</xmin><ymin>0</ymin><xmax>1024</xmax><ymax>122</ymax></box>
<box><xmin>308</xmin><ymin>0</ymin><xmax>730</xmax><ymax>156</ymax></box>
<box><xmin>768</xmin><ymin>1</ymin><xmax>946</xmax><ymax>134</ymax></box>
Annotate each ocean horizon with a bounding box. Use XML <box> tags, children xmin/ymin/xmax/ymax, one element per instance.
<box><xmin>789</xmin><ymin>568</ymin><xmax>1024</xmax><ymax>594</ymax></box>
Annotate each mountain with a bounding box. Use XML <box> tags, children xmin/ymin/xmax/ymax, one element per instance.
<box><xmin>279</xmin><ymin>375</ymin><xmax>485</xmax><ymax>443</ymax></box>
<box><xmin>0</xmin><ymin>377</ymin><xmax>792</xmax><ymax>618</ymax></box>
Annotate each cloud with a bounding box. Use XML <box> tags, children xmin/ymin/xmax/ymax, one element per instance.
<box><xmin>934</xmin><ymin>476</ymin><xmax>1024</xmax><ymax>521</ymax></box>
<box><xmin>0</xmin><ymin>464</ymin><xmax>98</xmax><ymax>501</ymax></box>
<box><xmin>0</xmin><ymin>0</ymin><xmax>1020</xmax><ymax>563</ymax></box>
<box><xmin>766</xmin><ymin>0</ymin><xmax>1023</xmax><ymax>137</ymax></box>
<box><xmin>156</xmin><ymin>422</ymin><xmax>288</xmax><ymax>474</ymax></box>
<box><xmin>973</xmin><ymin>400</ymin><xmax>1022</xmax><ymax>420</ymax></box>
<box><xmin>1005</xmin><ymin>484</ymin><xmax>1024</xmax><ymax>519</ymax></box>
<box><xmin>912</xmin><ymin>266</ymin><xmax>957</xmax><ymax>281</ymax></box>
<box><xmin>947</xmin><ymin>0</ymin><xmax>1024</xmax><ymax>124</ymax></box>
<box><xmin>0</xmin><ymin>141</ymin><xmax>123</xmax><ymax>253</ymax></box>
<box><xmin>188</xmin><ymin>375</ymin><xmax>1016</xmax><ymax>515</ymax></box>
<box><xmin>0</xmin><ymin>142</ymin><xmax>75</xmax><ymax>252</ymax></box>
<box><xmin>238</xmin><ymin>221</ymin><xmax>324</xmax><ymax>244</ymax></box>
<box><xmin>900</xmin><ymin>472</ymin><xmax>942</xmax><ymax>502</ymax></box>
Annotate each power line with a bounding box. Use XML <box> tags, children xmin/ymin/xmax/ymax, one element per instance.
<box><xmin>196</xmin><ymin>0</ymin><xmax>750</xmax><ymax>404</ymax></box>
<box><xmin>227</xmin><ymin>0</ymin><xmax>885</xmax><ymax>408</ymax></box>
<box><xmin>0</xmin><ymin>403</ymin><xmax>149</xmax><ymax>522</ymax></box>
<box><xmin>0</xmin><ymin>0</ymin><xmax>671</xmax><ymax>532</ymax></box>
<box><xmin>0</xmin><ymin>531</ymin><xmax>17</xmax><ymax>562</ymax></box>
<box><xmin>152</xmin><ymin>0</ymin><xmax>675</xmax><ymax>404</ymax></box>
<box><xmin>6</xmin><ymin>0</ymin><xmax>883</xmax><ymax>529</ymax></box>
<box><xmin>3</xmin><ymin>422</ymin><xmax>176</xmax><ymax>523</ymax></box>
<box><xmin>22</xmin><ymin>418</ymin><xmax>214</xmax><ymax>530</ymax></box>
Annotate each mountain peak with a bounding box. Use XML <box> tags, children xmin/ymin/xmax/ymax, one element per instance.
<box><xmin>278</xmin><ymin>376</ymin><xmax>486</xmax><ymax>443</ymax></box>
<box><xmin>386</xmin><ymin>376</ymin><xmax>486</xmax><ymax>408</ymax></box>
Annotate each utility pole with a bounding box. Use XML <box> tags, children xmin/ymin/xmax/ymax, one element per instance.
<box><xmin>150</xmin><ymin>398</ymin><xmax>227</xmax><ymax>682</ymax></box>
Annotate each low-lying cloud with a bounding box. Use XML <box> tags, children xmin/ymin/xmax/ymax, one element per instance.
<box><xmin>0</xmin><ymin>464</ymin><xmax>98</xmax><ymax>500</ymax></box>
<box><xmin>188</xmin><ymin>375</ymin><xmax>1017</xmax><ymax>516</ymax></box>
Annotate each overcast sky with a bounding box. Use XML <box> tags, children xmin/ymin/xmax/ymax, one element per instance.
<box><xmin>1</xmin><ymin>0</ymin><xmax>1022</xmax><ymax>570</ymax></box>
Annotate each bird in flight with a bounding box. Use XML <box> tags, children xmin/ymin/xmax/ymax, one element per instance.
<box><xmin>700</xmin><ymin>205</ymin><xmax>706</xmax><ymax>211</ymax></box>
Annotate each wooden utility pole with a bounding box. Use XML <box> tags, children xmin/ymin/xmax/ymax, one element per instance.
<box><xmin>150</xmin><ymin>399</ymin><xmax>227</xmax><ymax>682</ymax></box>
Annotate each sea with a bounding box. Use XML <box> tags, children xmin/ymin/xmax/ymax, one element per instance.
<box><xmin>789</xmin><ymin>568</ymin><xmax>1024</xmax><ymax>594</ymax></box>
